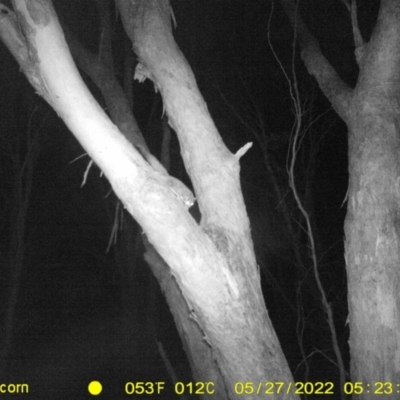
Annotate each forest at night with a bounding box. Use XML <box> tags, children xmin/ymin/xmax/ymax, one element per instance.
<box><xmin>0</xmin><ymin>1</ymin><xmax>389</xmax><ymax>399</ymax></box>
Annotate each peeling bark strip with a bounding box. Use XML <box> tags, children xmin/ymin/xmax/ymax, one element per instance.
<box><xmin>1</xmin><ymin>1</ymin><xmax>298</xmax><ymax>398</ymax></box>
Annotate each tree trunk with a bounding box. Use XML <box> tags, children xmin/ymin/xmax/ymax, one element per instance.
<box><xmin>281</xmin><ymin>0</ymin><xmax>400</xmax><ymax>392</ymax></box>
<box><xmin>346</xmin><ymin>88</ymin><xmax>400</xmax><ymax>384</ymax></box>
<box><xmin>0</xmin><ymin>1</ymin><xmax>298</xmax><ymax>398</ymax></box>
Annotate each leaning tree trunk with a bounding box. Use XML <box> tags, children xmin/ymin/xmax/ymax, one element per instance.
<box><xmin>0</xmin><ymin>1</ymin><xmax>298</xmax><ymax>398</ymax></box>
<box><xmin>281</xmin><ymin>0</ymin><xmax>400</xmax><ymax>392</ymax></box>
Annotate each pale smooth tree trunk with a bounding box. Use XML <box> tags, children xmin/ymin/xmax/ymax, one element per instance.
<box><xmin>0</xmin><ymin>1</ymin><xmax>298</xmax><ymax>398</ymax></box>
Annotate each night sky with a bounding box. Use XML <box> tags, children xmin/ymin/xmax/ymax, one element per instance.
<box><xmin>0</xmin><ymin>0</ymin><xmax>378</xmax><ymax>398</ymax></box>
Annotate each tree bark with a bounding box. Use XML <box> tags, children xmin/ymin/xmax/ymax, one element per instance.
<box><xmin>281</xmin><ymin>0</ymin><xmax>400</xmax><ymax>392</ymax></box>
<box><xmin>0</xmin><ymin>1</ymin><xmax>298</xmax><ymax>398</ymax></box>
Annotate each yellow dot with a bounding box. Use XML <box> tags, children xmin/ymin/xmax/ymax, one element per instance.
<box><xmin>88</xmin><ymin>381</ymin><xmax>102</xmax><ymax>395</ymax></box>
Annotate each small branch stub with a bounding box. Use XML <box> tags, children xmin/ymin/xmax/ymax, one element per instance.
<box><xmin>235</xmin><ymin>142</ymin><xmax>252</xmax><ymax>159</ymax></box>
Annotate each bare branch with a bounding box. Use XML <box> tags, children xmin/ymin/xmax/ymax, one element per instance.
<box><xmin>278</xmin><ymin>0</ymin><xmax>353</xmax><ymax>123</ymax></box>
<box><xmin>350</xmin><ymin>0</ymin><xmax>364</xmax><ymax>50</ymax></box>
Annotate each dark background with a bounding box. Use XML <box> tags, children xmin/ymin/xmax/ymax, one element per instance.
<box><xmin>0</xmin><ymin>0</ymin><xmax>379</xmax><ymax>398</ymax></box>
